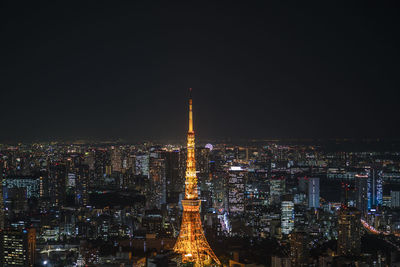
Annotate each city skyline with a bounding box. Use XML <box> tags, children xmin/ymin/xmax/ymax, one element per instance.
<box><xmin>1</xmin><ymin>3</ymin><xmax>400</xmax><ymax>265</ymax></box>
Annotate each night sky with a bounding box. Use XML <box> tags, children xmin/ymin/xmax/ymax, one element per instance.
<box><xmin>1</xmin><ymin>2</ymin><xmax>399</xmax><ymax>142</ymax></box>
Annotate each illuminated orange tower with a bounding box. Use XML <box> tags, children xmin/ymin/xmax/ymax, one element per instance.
<box><xmin>174</xmin><ymin>89</ymin><xmax>221</xmax><ymax>266</ymax></box>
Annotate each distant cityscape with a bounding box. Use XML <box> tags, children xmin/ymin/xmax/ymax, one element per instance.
<box><xmin>2</xmin><ymin>137</ymin><xmax>400</xmax><ymax>266</ymax></box>
<box><xmin>2</xmin><ymin>0</ymin><xmax>399</xmax><ymax>266</ymax></box>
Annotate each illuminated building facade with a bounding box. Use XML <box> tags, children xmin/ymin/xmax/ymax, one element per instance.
<box><xmin>356</xmin><ymin>174</ymin><xmax>368</xmax><ymax>216</ymax></box>
<box><xmin>289</xmin><ymin>231</ymin><xmax>308</xmax><ymax>266</ymax></box>
<box><xmin>111</xmin><ymin>146</ymin><xmax>122</xmax><ymax>172</ymax></box>
<box><xmin>270</xmin><ymin>178</ymin><xmax>285</xmax><ymax>205</ymax></box>
<box><xmin>174</xmin><ymin>89</ymin><xmax>220</xmax><ymax>266</ymax></box>
<box><xmin>367</xmin><ymin>168</ymin><xmax>383</xmax><ymax>209</ymax></box>
<box><xmin>281</xmin><ymin>201</ymin><xmax>294</xmax><ymax>235</ymax></box>
<box><xmin>135</xmin><ymin>154</ymin><xmax>150</xmax><ymax>177</ymax></box>
<box><xmin>47</xmin><ymin>163</ymin><xmax>67</xmax><ymax>207</ymax></box>
<box><xmin>308</xmin><ymin>177</ymin><xmax>319</xmax><ymax>209</ymax></box>
<box><xmin>228</xmin><ymin>169</ymin><xmax>246</xmax><ymax>214</ymax></box>
<box><xmin>0</xmin><ymin>180</ymin><xmax>3</xmax><ymax>229</ymax></box>
<box><xmin>75</xmin><ymin>165</ymin><xmax>90</xmax><ymax>207</ymax></box>
<box><xmin>391</xmin><ymin>191</ymin><xmax>400</xmax><ymax>208</ymax></box>
<box><xmin>148</xmin><ymin>155</ymin><xmax>166</xmax><ymax>209</ymax></box>
<box><xmin>2</xmin><ymin>176</ymin><xmax>40</xmax><ymax>199</ymax></box>
<box><xmin>337</xmin><ymin>207</ymin><xmax>361</xmax><ymax>257</ymax></box>
<box><xmin>1</xmin><ymin>228</ymin><xmax>36</xmax><ymax>267</ymax></box>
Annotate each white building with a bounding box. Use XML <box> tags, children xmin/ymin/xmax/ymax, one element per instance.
<box><xmin>281</xmin><ymin>201</ymin><xmax>294</xmax><ymax>235</ymax></box>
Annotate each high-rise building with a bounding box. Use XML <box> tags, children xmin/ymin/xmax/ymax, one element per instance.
<box><xmin>75</xmin><ymin>165</ymin><xmax>90</xmax><ymax>207</ymax></box>
<box><xmin>1</xmin><ymin>228</ymin><xmax>36</xmax><ymax>267</ymax></box>
<box><xmin>160</xmin><ymin>151</ymin><xmax>181</xmax><ymax>204</ymax></box>
<box><xmin>0</xmin><ymin>177</ymin><xmax>4</xmax><ymax>229</ymax></box>
<box><xmin>356</xmin><ymin>168</ymin><xmax>383</xmax><ymax>215</ymax></box>
<box><xmin>298</xmin><ymin>177</ymin><xmax>308</xmax><ymax>193</ymax></box>
<box><xmin>110</xmin><ymin>147</ymin><xmax>122</xmax><ymax>173</ymax></box>
<box><xmin>367</xmin><ymin>168</ymin><xmax>382</xmax><ymax>209</ymax></box>
<box><xmin>356</xmin><ymin>174</ymin><xmax>368</xmax><ymax>216</ymax></box>
<box><xmin>135</xmin><ymin>154</ymin><xmax>149</xmax><ymax>177</ymax></box>
<box><xmin>281</xmin><ymin>201</ymin><xmax>294</xmax><ymax>235</ymax></box>
<box><xmin>94</xmin><ymin>149</ymin><xmax>110</xmax><ymax>183</ymax></box>
<box><xmin>148</xmin><ymin>155</ymin><xmax>166</xmax><ymax>209</ymax></box>
<box><xmin>270</xmin><ymin>178</ymin><xmax>285</xmax><ymax>205</ymax></box>
<box><xmin>47</xmin><ymin>163</ymin><xmax>67</xmax><ymax>207</ymax></box>
<box><xmin>337</xmin><ymin>207</ymin><xmax>361</xmax><ymax>257</ymax></box>
<box><xmin>308</xmin><ymin>178</ymin><xmax>319</xmax><ymax>209</ymax></box>
<box><xmin>390</xmin><ymin>191</ymin><xmax>400</xmax><ymax>208</ymax></box>
<box><xmin>211</xmin><ymin>171</ymin><xmax>228</xmax><ymax>214</ymax></box>
<box><xmin>228</xmin><ymin>168</ymin><xmax>246</xmax><ymax>214</ymax></box>
<box><xmin>290</xmin><ymin>231</ymin><xmax>308</xmax><ymax>266</ymax></box>
<box><xmin>174</xmin><ymin>89</ymin><xmax>220</xmax><ymax>266</ymax></box>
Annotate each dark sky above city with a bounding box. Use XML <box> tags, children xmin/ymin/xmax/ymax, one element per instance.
<box><xmin>1</xmin><ymin>2</ymin><xmax>399</xmax><ymax>142</ymax></box>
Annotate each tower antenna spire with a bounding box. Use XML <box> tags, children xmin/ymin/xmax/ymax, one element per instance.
<box><xmin>188</xmin><ymin>88</ymin><xmax>193</xmax><ymax>133</ymax></box>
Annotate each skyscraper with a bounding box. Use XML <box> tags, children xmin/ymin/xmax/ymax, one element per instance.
<box><xmin>110</xmin><ymin>146</ymin><xmax>122</xmax><ymax>173</ymax></box>
<box><xmin>281</xmin><ymin>200</ymin><xmax>294</xmax><ymax>235</ymax></box>
<box><xmin>391</xmin><ymin>191</ymin><xmax>400</xmax><ymax>208</ymax></box>
<box><xmin>161</xmin><ymin>151</ymin><xmax>181</xmax><ymax>204</ymax></box>
<box><xmin>308</xmin><ymin>177</ymin><xmax>319</xmax><ymax>209</ymax></box>
<box><xmin>174</xmin><ymin>89</ymin><xmax>220</xmax><ymax>266</ymax></box>
<box><xmin>337</xmin><ymin>207</ymin><xmax>361</xmax><ymax>257</ymax></box>
<box><xmin>270</xmin><ymin>178</ymin><xmax>285</xmax><ymax>205</ymax></box>
<box><xmin>1</xmin><ymin>228</ymin><xmax>36</xmax><ymax>267</ymax></box>
<box><xmin>47</xmin><ymin>163</ymin><xmax>67</xmax><ymax>207</ymax></box>
<box><xmin>148</xmin><ymin>155</ymin><xmax>166</xmax><ymax>209</ymax></box>
<box><xmin>290</xmin><ymin>231</ymin><xmax>308</xmax><ymax>266</ymax></box>
<box><xmin>0</xmin><ymin>169</ymin><xmax>4</xmax><ymax>229</ymax></box>
<box><xmin>228</xmin><ymin>168</ymin><xmax>246</xmax><ymax>214</ymax></box>
<box><xmin>367</xmin><ymin>168</ymin><xmax>383</xmax><ymax>209</ymax></box>
<box><xmin>135</xmin><ymin>154</ymin><xmax>150</xmax><ymax>177</ymax></box>
<box><xmin>356</xmin><ymin>174</ymin><xmax>368</xmax><ymax>216</ymax></box>
<box><xmin>75</xmin><ymin>164</ymin><xmax>90</xmax><ymax>207</ymax></box>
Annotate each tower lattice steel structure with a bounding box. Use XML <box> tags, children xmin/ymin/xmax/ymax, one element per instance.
<box><xmin>174</xmin><ymin>89</ymin><xmax>221</xmax><ymax>266</ymax></box>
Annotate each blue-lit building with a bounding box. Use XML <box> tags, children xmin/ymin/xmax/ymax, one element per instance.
<box><xmin>366</xmin><ymin>168</ymin><xmax>383</xmax><ymax>209</ymax></box>
<box><xmin>308</xmin><ymin>177</ymin><xmax>319</xmax><ymax>209</ymax></box>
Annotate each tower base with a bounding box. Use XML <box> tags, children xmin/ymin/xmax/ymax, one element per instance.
<box><xmin>174</xmin><ymin>200</ymin><xmax>221</xmax><ymax>266</ymax></box>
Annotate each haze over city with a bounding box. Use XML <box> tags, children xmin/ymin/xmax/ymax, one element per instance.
<box><xmin>1</xmin><ymin>2</ymin><xmax>400</xmax><ymax>142</ymax></box>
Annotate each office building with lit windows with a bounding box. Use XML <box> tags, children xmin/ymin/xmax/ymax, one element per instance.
<box><xmin>1</xmin><ymin>228</ymin><xmax>36</xmax><ymax>267</ymax></box>
<box><xmin>337</xmin><ymin>207</ymin><xmax>361</xmax><ymax>257</ymax></box>
<box><xmin>281</xmin><ymin>200</ymin><xmax>294</xmax><ymax>235</ymax></box>
<box><xmin>308</xmin><ymin>177</ymin><xmax>319</xmax><ymax>209</ymax></box>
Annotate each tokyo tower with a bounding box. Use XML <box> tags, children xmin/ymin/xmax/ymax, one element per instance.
<box><xmin>174</xmin><ymin>89</ymin><xmax>221</xmax><ymax>266</ymax></box>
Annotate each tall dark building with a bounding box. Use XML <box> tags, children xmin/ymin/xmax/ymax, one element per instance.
<box><xmin>196</xmin><ymin>147</ymin><xmax>210</xmax><ymax>178</ymax></box>
<box><xmin>0</xmin><ymin>176</ymin><xmax>4</xmax><ymax>230</ymax></box>
<box><xmin>160</xmin><ymin>151</ymin><xmax>181</xmax><ymax>204</ymax></box>
<box><xmin>0</xmin><ymin>228</ymin><xmax>36</xmax><ymax>267</ymax></box>
<box><xmin>337</xmin><ymin>207</ymin><xmax>361</xmax><ymax>257</ymax></box>
<box><xmin>94</xmin><ymin>149</ymin><xmax>110</xmax><ymax>185</ymax></box>
<box><xmin>47</xmin><ymin>163</ymin><xmax>67</xmax><ymax>207</ymax></box>
<box><xmin>356</xmin><ymin>174</ymin><xmax>368</xmax><ymax>216</ymax></box>
<box><xmin>75</xmin><ymin>165</ymin><xmax>90</xmax><ymax>207</ymax></box>
<box><xmin>290</xmin><ymin>231</ymin><xmax>308</xmax><ymax>266</ymax></box>
<box><xmin>148</xmin><ymin>154</ymin><xmax>166</xmax><ymax>209</ymax></box>
<box><xmin>356</xmin><ymin>168</ymin><xmax>383</xmax><ymax>216</ymax></box>
<box><xmin>308</xmin><ymin>177</ymin><xmax>319</xmax><ymax>209</ymax></box>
